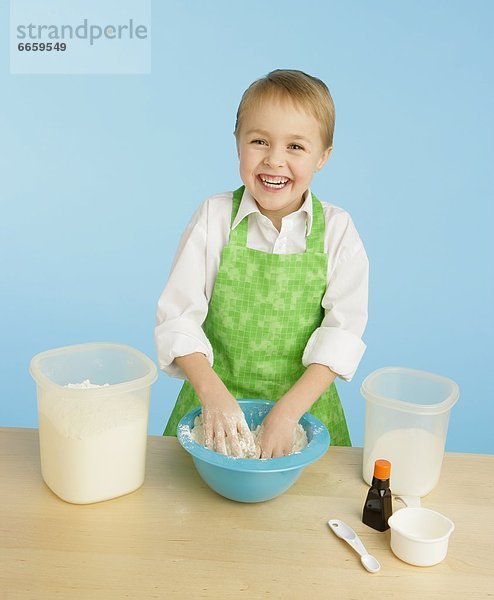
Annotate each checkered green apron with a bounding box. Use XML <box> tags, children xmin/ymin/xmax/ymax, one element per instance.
<box><xmin>164</xmin><ymin>186</ymin><xmax>351</xmax><ymax>445</ymax></box>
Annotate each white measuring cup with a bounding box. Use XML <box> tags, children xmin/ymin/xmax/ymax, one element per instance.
<box><xmin>388</xmin><ymin>507</ymin><xmax>455</xmax><ymax>566</ymax></box>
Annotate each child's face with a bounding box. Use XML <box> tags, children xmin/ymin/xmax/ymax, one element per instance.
<box><xmin>236</xmin><ymin>99</ymin><xmax>331</xmax><ymax>226</ymax></box>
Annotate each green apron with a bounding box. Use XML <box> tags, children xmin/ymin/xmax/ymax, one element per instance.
<box><xmin>164</xmin><ymin>186</ymin><xmax>351</xmax><ymax>446</ymax></box>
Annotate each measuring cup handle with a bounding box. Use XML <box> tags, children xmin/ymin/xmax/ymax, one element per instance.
<box><xmin>394</xmin><ymin>495</ymin><xmax>421</xmax><ymax>508</ymax></box>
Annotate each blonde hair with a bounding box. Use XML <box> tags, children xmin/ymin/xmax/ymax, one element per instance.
<box><xmin>234</xmin><ymin>69</ymin><xmax>335</xmax><ymax>149</ymax></box>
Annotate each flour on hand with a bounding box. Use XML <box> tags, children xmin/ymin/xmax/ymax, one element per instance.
<box><xmin>190</xmin><ymin>415</ymin><xmax>308</xmax><ymax>458</ymax></box>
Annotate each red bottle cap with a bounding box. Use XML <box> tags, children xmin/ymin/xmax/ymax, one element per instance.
<box><xmin>373</xmin><ymin>459</ymin><xmax>391</xmax><ymax>480</ymax></box>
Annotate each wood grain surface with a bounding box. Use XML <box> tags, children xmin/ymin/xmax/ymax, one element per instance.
<box><xmin>1</xmin><ymin>427</ymin><xmax>493</xmax><ymax>599</ymax></box>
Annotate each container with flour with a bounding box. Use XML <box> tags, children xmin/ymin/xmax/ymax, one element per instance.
<box><xmin>30</xmin><ymin>343</ymin><xmax>157</xmax><ymax>504</ymax></box>
<box><xmin>361</xmin><ymin>367</ymin><xmax>459</xmax><ymax>502</ymax></box>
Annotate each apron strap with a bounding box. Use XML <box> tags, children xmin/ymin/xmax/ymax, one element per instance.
<box><xmin>229</xmin><ymin>186</ymin><xmax>248</xmax><ymax>246</ymax></box>
<box><xmin>229</xmin><ymin>185</ymin><xmax>325</xmax><ymax>254</ymax></box>
<box><xmin>306</xmin><ymin>193</ymin><xmax>326</xmax><ymax>254</ymax></box>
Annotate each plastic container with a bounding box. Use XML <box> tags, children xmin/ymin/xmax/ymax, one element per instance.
<box><xmin>361</xmin><ymin>367</ymin><xmax>459</xmax><ymax>499</ymax></box>
<box><xmin>388</xmin><ymin>507</ymin><xmax>455</xmax><ymax>566</ymax></box>
<box><xmin>177</xmin><ymin>400</ymin><xmax>330</xmax><ymax>503</ymax></box>
<box><xmin>29</xmin><ymin>343</ymin><xmax>157</xmax><ymax>504</ymax></box>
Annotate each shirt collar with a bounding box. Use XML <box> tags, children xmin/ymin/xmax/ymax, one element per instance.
<box><xmin>232</xmin><ymin>187</ymin><xmax>314</xmax><ymax>236</ymax></box>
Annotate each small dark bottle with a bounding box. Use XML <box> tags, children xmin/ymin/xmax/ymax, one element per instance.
<box><xmin>362</xmin><ymin>459</ymin><xmax>393</xmax><ymax>532</ymax></box>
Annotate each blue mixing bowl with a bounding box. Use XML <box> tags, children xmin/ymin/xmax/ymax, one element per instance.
<box><xmin>177</xmin><ymin>399</ymin><xmax>330</xmax><ymax>503</ymax></box>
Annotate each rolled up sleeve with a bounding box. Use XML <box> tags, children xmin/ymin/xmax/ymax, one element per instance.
<box><xmin>303</xmin><ymin>241</ymin><xmax>369</xmax><ymax>381</ymax></box>
<box><xmin>154</xmin><ymin>202</ymin><xmax>214</xmax><ymax>379</ymax></box>
<box><xmin>155</xmin><ymin>317</ymin><xmax>213</xmax><ymax>379</ymax></box>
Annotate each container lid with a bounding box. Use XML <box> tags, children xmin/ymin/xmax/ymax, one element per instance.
<box><xmin>374</xmin><ymin>459</ymin><xmax>391</xmax><ymax>480</ymax></box>
<box><xmin>360</xmin><ymin>367</ymin><xmax>459</xmax><ymax>416</ymax></box>
<box><xmin>29</xmin><ymin>342</ymin><xmax>158</xmax><ymax>395</ymax></box>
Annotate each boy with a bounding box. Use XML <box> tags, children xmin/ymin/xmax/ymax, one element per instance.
<box><xmin>155</xmin><ymin>69</ymin><xmax>368</xmax><ymax>458</ymax></box>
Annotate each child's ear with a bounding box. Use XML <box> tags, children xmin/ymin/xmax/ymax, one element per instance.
<box><xmin>234</xmin><ymin>132</ymin><xmax>240</xmax><ymax>159</ymax></box>
<box><xmin>315</xmin><ymin>146</ymin><xmax>333</xmax><ymax>172</ymax></box>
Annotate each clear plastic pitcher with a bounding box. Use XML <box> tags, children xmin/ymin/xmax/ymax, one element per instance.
<box><xmin>361</xmin><ymin>367</ymin><xmax>459</xmax><ymax>501</ymax></box>
<box><xmin>29</xmin><ymin>343</ymin><xmax>158</xmax><ymax>504</ymax></box>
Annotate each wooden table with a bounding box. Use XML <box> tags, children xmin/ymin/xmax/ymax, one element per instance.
<box><xmin>1</xmin><ymin>427</ymin><xmax>493</xmax><ymax>599</ymax></box>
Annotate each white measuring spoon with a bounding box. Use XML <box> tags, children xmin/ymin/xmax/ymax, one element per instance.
<box><xmin>328</xmin><ymin>519</ymin><xmax>381</xmax><ymax>573</ymax></box>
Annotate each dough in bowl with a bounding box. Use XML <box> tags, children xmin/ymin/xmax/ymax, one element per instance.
<box><xmin>190</xmin><ymin>415</ymin><xmax>308</xmax><ymax>458</ymax></box>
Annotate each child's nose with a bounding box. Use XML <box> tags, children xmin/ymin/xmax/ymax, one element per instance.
<box><xmin>264</xmin><ymin>146</ymin><xmax>286</xmax><ymax>168</ymax></box>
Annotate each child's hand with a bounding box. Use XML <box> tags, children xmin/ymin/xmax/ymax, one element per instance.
<box><xmin>201</xmin><ymin>391</ymin><xmax>255</xmax><ymax>457</ymax></box>
<box><xmin>174</xmin><ymin>353</ymin><xmax>256</xmax><ymax>457</ymax></box>
<box><xmin>257</xmin><ymin>405</ymin><xmax>298</xmax><ymax>458</ymax></box>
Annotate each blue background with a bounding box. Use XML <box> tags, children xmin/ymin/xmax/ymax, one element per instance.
<box><xmin>1</xmin><ymin>0</ymin><xmax>493</xmax><ymax>453</ymax></box>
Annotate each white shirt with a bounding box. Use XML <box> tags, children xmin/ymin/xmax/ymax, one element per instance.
<box><xmin>155</xmin><ymin>187</ymin><xmax>369</xmax><ymax>382</ymax></box>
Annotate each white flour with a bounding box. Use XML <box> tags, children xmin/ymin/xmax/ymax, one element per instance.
<box><xmin>363</xmin><ymin>428</ymin><xmax>444</xmax><ymax>497</ymax></box>
<box><xmin>38</xmin><ymin>381</ymin><xmax>148</xmax><ymax>503</ymax></box>
<box><xmin>65</xmin><ymin>379</ymin><xmax>109</xmax><ymax>389</ymax></box>
<box><xmin>190</xmin><ymin>415</ymin><xmax>308</xmax><ymax>458</ymax></box>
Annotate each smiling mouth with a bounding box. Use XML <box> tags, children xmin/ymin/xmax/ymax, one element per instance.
<box><xmin>258</xmin><ymin>175</ymin><xmax>291</xmax><ymax>189</ymax></box>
